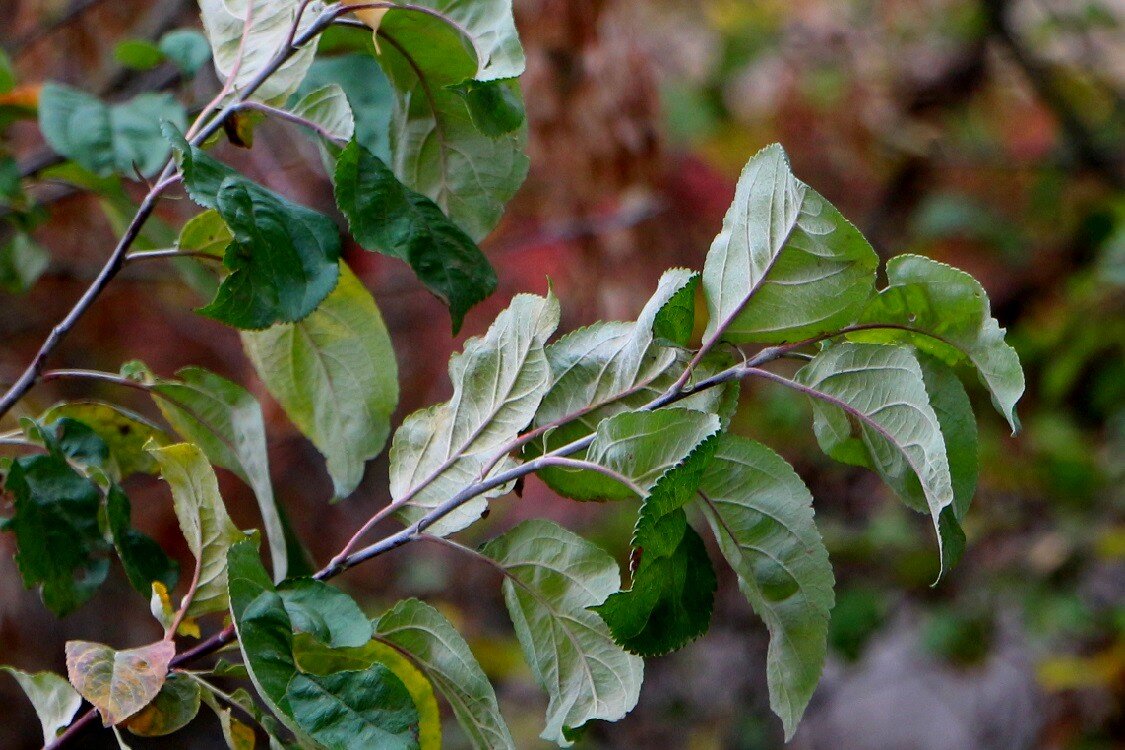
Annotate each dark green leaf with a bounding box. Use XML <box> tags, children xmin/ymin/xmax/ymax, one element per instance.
<box><xmin>277</xmin><ymin>578</ymin><xmax>373</xmax><ymax>649</ymax></box>
<box><xmin>2</xmin><ymin>424</ymin><xmax>109</xmax><ymax>616</ymax></box>
<box><xmin>286</xmin><ymin>668</ymin><xmax>419</xmax><ymax>750</ymax></box>
<box><xmin>334</xmin><ymin>139</ymin><xmax>495</xmax><ymax>332</ymax></box>
<box><xmin>227</xmin><ymin>542</ymin><xmax>420</xmax><ymax>748</ymax></box>
<box><xmin>199</xmin><ymin>176</ymin><xmax>340</xmax><ymax>329</ymax></box>
<box><xmin>106</xmin><ymin>484</ymin><xmax>180</xmax><ymax>596</ymax></box>
<box><xmin>450</xmin><ymin>78</ymin><xmax>524</xmax><ymax>137</ymax></box>
<box><xmin>592</xmin><ymin>413</ymin><xmax>722</xmax><ymax>656</ymax></box>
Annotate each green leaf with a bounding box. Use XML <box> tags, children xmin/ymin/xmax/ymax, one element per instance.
<box><xmin>287</xmin><ymin>668</ymin><xmax>420</xmax><ymax>750</ymax></box>
<box><xmin>918</xmin><ymin>354</ymin><xmax>979</xmax><ymax>519</ymax></box>
<box><xmin>334</xmin><ymin>139</ymin><xmax>496</xmax><ymax>332</ymax></box>
<box><xmin>300</xmin><ymin>54</ymin><xmax>393</xmax><ymax>161</ymax></box>
<box><xmin>38</xmin><ymin>84</ymin><xmax>187</xmax><ymax>177</ymax></box>
<box><xmin>123</xmin><ymin>673</ymin><xmax>201</xmax><ymax>737</ymax></box>
<box><xmin>292</xmin><ymin>83</ymin><xmax>355</xmax><ymax>143</ymax></box>
<box><xmin>701</xmin><ymin>143</ymin><xmax>878</xmax><ymax>343</ymax></box>
<box><xmin>591</xmin><ymin>410</ymin><xmax>722</xmax><ymax>656</ymax></box>
<box><xmin>851</xmin><ymin>254</ymin><xmax>1025</xmax><ymax>432</ymax></box>
<box><xmin>41</xmin><ymin>401</ymin><xmax>171</xmax><ymax>478</ymax></box>
<box><xmin>159</xmin><ymin>29</ymin><xmax>212</xmax><ymax>76</ymax></box>
<box><xmin>1</xmin><ymin>666</ymin><xmax>83</xmax><ymax>745</ymax></box>
<box><xmin>107</xmin><ymin>484</ymin><xmax>180</xmax><ymax>596</ymax></box>
<box><xmin>481</xmin><ymin>520</ymin><xmax>643</xmax><ymax>746</ymax></box>
<box><xmin>277</xmin><ymin>578</ymin><xmax>373</xmax><ymax>649</ymax></box>
<box><xmin>199</xmin><ymin>0</ymin><xmax>320</xmax><ymax>103</ymax></box>
<box><xmin>2</xmin><ymin>424</ymin><xmax>109</xmax><ymax>615</ymax></box>
<box><xmin>391</xmin><ymin>291</ymin><xmax>560</xmax><ymax>536</ymax></box>
<box><xmin>697</xmin><ymin>435</ymin><xmax>834</xmax><ymax>740</ymax></box>
<box><xmin>450</xmin><ymin>78</ymin><xmax>524</xmax><ymax>137</ymax></box>
<box><xmin>226</xmin><ymin>542</ymin><xmax>420</xmax><ymax>749</ymax></box>
<box><xmin>226</xmin><ymin>541</ymin><xmax>300</xmax><ymax>728</ymax></box>
<box><xmin>375</xmin><ymin>598</ymin><xmax>515</xmax><ymax>750</ymax></box>
<box><xmin>376</xmin><ymin>1</ymin><xmax>528</xmax><ymax>240</ymax></box>
<box><xmin>287</xmin><ymin>633</ymin><xmax>438</xmax><ymax>748</ymax></box>
<box><xmin>793</xmin><ymin>343</ymin><xmax>964</xmax><ymax>579</ymax></box>
<box><xmin>163</xmin><ymin>124</ymin><xmax>236</xmax><ymax>208</ymax></box>
<box><xmin>0</xmin><ymin>48</ymin><xmax>15</xmax><ymax>93</ymax></box>
<box><xmin>149</xmin><ymin>442</ymin><xmax>253</xmax><ymax>616</ymax></box>
<box><xmin>114</xmin><ymin>40</ymin><xmax>165</xmax><ymax>71</ymax></box>
<box><xmin>0</xmin><ymin>232</ymin><xmax>49</xmax><ymax>293</ymax></box>
<box><xmin>242</xmin><ymin>263</ymin><xmax>399</xmax><ymax>500</ymax></box>
<box><xmin>134</xmin><ymin>363</ymin><xmax>288</xmax><ymax>580</ymax></box>
<box><xmin>65</xmin><ymin>639</ymin><xmax>176</xmax><ymax>726</ymax></box>
<box><xmin>173</xmin><ymin>209</ymin><xmax>229</xmax><ymax>298</ymax></box>
<box><xmin>198</xmin><ymin>176</ymin><xmax>341</xmax><ymax>329</ymax></box>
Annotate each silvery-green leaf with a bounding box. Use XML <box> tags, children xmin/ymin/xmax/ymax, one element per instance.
<box><xmin>851</xmin><ymin>254</ymin><xmax>1024</xmax><ymax>432</ymax></box>
<box><xmin>199</xmin><ymin>0</ymin><xmax>322</xmax><ymax>103</ymax></box>
<box><xmin>702</xmin><ymin>144</ymin><xmax>878</xmax><ymax>344</ymax></box>
<box><xmin>243</xmin><ymin>263</ymin><xmax>399</xmax><ymax>500</ymax></box>
<box><xmin>793</xmin><ymin>343</ymin><xmax>963</xmax><ymax>578</ymax></box>
<box><xmin>375</xmin><ymin>599</ymin><xmax>515</xmax><ymax>750</ymax></box>
<box><xmin>481</xmin><ymin>520</ymin><xmax>643</xmax><ymax>746</ymax></box>
<box><xmin>291</xmin><ymin>83</ymin><xmax>354</xmax><ymax>143</ymax></box>
<box><xmin>697</xmin><ymin>435</ymin><xmax>834</xmax><ymax>740</ymax></box>
<box><xmin>390</xmin><ymin>291</ymin><xmax>559</xmax><ymax>536</ymax></box>
<box><xmin>1</xmin><ymin>666</ymin><xmax>82</xmax><ymax>745</ymax></box>
<box><xmin>149</xmin><ymin>442</ymin><xmax>254</xmax><ymax>615</ymax></box>
<box><xmin>536</xmin><ymin>268</ymin><xmax>698</xmax><ymax>425</ymax></box>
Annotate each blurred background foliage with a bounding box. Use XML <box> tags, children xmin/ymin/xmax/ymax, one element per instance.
<box><xmin>0</xmin><ymin>0</ymin><xmax>1122</xmax><ymax>748</ymax></box>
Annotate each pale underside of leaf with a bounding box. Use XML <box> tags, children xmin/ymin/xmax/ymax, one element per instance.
<box><xmin>698</xmin><ymin>435</ymin><xmax>834</xmax><ymax>739</ymax></box>
<box><xmin>1</xmin><ymin>666</ymin><xmax>83</xmax><ymax>745</ymax></box>
<box><xmin>793</xmin><ymin>343</ymin><xmax>963</xmax><ymax>578</ymax></box>
<box><xmin>391</xmin><ymin>292</ymin><xmax>559</xmax><ymax>536</ymax></box>
<box><xmin>482</xmin><ymin>520</ymin><xmax>643</xmax><ymax>746</ymax></box>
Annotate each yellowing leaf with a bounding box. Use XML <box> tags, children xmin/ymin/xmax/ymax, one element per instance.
<box><xmin>367</xmin><ymin>641</ymin><xmax>442</xmax><ymax>750</ymax></box>
<box><xmin>355</xmin><ymin>7</ymin><xmax>389</xmax><ymax>33</ymax></box>
<box><xmin>123</xmin><ymin>673</ymin><xmax>201</xmax><ymax>737</ymax></box>
<box><xmin>149</xmin><ymin>442</ymin><xmax>254</xmax><ymax>615</ymax></box>
<box><xmin>65</xmin><ymin>640</ymin><xmax>176</xmax><ymax>726</ymax></box>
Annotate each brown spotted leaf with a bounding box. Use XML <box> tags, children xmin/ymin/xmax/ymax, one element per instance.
<box><xmin>65</xmin><ymin>640</ymin><xmax>175</xmax><ymax>726</ymax></box>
